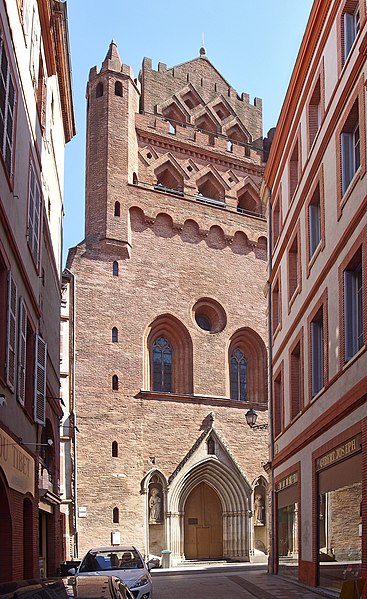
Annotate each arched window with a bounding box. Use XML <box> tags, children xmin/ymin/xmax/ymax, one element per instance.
<box><xmin>96</xmin><ymin>82</ymin><xmax>103</xmax><ymax>98</ymax></box>
<box><xmin>113</xmin><ymin>507</ymin><xmax>119</xmax><ymax>523</ymax></box>
<box><xmin>152</xmin><ymin>337</ymin><xmax>172</xmax><ymax>392</ymax></box>
<box><xmin>114</xmin><ymin>201</ymin><xmax>120</xmax><ymax>217</ymax></box>
<box><xmin>115</xmin><ymin>81</ymin><xmax>122</xmax><ymax>97</ymax></box>
<box><xmin>230</xmin><ymin>348</ymin><xmax>247</xmax><ymax>401</ymax></box>
<box><xmin>112</xmin><ymin>375</ymin><xmax>119</xmax><ymax>390</ymax></box>
<box><xmin>112</xmin><ymin>327</ymin><xmax>118</xmax><ymax>343</ymax></box>
<box><xmin>112</xmin><ymin>261</ymin><xmax>118</xmax><ymax>276</ymax></box>
<box><xmin>112</xmin><ymin>441</ymin><xmax>118</xmax><ymax>457</ymax></box>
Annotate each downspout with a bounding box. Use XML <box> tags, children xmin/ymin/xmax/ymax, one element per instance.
<box><xmin>64</xmin><ymin>267</ymin><xmax>78</xmax><ymax>558</ymax></box>
<box><xmin>266</xmin><ymin>187</ymin><xmax>276</xmax><ymax>574</ymax></box>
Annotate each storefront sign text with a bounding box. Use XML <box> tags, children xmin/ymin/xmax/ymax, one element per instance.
<box><xmin>276</xmin><ymin>472</ymin><xmax>298</xmax><ymax>492</ymax></box>
<box><xmin>316</xmin><ymin>434</ymin><xmax>362</xmax><ymax>471</ymax></box>
<box><xmin>0</xmin><ymin>428</ymin><xmax>35</xmax><ymax>496</ymax></box>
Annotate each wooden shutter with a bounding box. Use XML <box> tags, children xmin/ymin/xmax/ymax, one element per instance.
<box><xmin>6</xmin><ymin>272</ymin><xmax>17</xmax><ymax>391</ymax></box>
<box><xmin>17</xmin><ymin>298</ymin><xmax>27</xmax><ymax>405</ymax></box>
<box><xmin>34</xmin><ymin>335</ymin><xmax>46</xmax><ymax>424</ymax></box>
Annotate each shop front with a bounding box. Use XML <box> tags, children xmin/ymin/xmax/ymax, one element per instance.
<box><xmin>0</xmin><ymin>426</ymin><xmax>36</xmax><ymax>582</ymax></box>
<box><xmin>275</xmin><ymin>470</ymin><xmax>299</xmax><ymax>580</ymax></box>
<box><xmin>316</xmin><ymin>434</ymin><xmax>362</xmax><ymax>593</ymax></box>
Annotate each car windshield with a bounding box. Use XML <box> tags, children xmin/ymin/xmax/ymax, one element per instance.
<box><xmin>79</xmin><ymin>550</ymin><xmax>144</xmax><ymax>572</ymax></box>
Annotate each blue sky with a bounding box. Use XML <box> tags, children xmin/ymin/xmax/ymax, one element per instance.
<box><xmin>63</xmin><ymin>0</ymin><xmax>313</xmax><ymax>264</ymax></box>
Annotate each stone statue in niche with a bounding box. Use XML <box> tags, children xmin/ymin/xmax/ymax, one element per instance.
<box><xmin>254</xmin><ymin>493</ymin><xmax>265</xmax><ymax>525</ymax></box>
<box><xmin>149</xmin><ymin>487</ymin><xmax>162</xmax><ymax>523</ymax></box>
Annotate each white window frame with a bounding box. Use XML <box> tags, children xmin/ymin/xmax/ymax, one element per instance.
<box><xmin>344</xmin><ymin>5</ymin><xmax>360</xmax><ymax>60</ymax></box>
<box><xmin>344</xmin><ymin>261</ymin><xmax>363</xmax><ymax>361</ymax></box>
<box><xmin>341</xmin><ymin>122</ymin><xmax>360</xmax><ymax>195</ymax></box>
<box><xmin>311</xmin><ymin>317</ymin><xmax>324</xmax><ymax>397</ymax></box>
<box><xmin>28</xmin><ymin>161</ymin><xmax>41</xmax><ymax>265</ymax></box>
<box><xmin>309</xmin><ymin>198</ymin><xmax>321</xmax><ymax>257</ymax></box>
<box><xmin>0</xmin><ymin>32</ymin><xmax>15</xmax><ymax>176</ymax></box>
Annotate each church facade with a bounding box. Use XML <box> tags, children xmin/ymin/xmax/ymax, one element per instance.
<box><xmin>65</xmin><ymin>42</ymin><xmax>269</xmax><ymax>564</ymax></box>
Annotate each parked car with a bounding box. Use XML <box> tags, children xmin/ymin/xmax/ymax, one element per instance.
<box><xmin>69</xmin><ymin>546</ymin><xmax>153</xmax><ymax>599</ymax></box>
<box><xmin>72</xmin><ymin>575</ymin><xmax>135</xmax><ymax>599</ymax></box>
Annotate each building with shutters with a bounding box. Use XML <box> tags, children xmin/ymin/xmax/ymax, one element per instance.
<box><xmin>0</xmin><ymin>0</ymin><xmax>75</xmax><ymax>582</ymax></box>
<box><xmin>64</xmin><ymin>42</ymin><xmax>269</xmax><ymax>564</ymax></box>
<box><xmin>262</xmin><ymin>0</ymin><xmax>366</xmax><ymax>593</ymax></box>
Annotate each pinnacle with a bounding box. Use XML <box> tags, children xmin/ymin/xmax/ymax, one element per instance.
<box><xmin>102</xmin><ymin>39</ymin><xmax>122</xmax><ymax>71</ymax></box>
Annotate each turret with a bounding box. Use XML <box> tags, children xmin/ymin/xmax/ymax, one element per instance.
<box><xmin>84</xmin><ymin>41</ymin><xmax>140</xmax><ymax>253</ymax></box>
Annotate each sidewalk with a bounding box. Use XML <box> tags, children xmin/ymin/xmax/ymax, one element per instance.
<box><xmin>152</xmin><ymin>563</ymin><xmax>339</xmax><ymax>599</ymax></box>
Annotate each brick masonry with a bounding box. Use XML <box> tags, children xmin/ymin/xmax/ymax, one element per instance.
<box><xmin>67</xmin><ymin>43</ymin><xmax>269</xmax><ymax>561</ymax></box>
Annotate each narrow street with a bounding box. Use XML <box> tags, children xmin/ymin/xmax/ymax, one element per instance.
<box><xmin>151</xmin><ymin>564</ymin><xmax>332</xmax><ymax>599</ymax></box>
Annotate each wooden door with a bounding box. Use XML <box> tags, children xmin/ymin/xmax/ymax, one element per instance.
<box><xmin>184</xmin><ymin>482</ymin><xmax>222</xmax><ymax>559</ymax></box>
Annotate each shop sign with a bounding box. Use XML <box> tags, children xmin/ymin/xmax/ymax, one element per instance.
<box><xmin>0</xmin><ymin>428</ymin><xmax>35</xmax><ymax>496</ymax></box>
<box><xmin>316</xmin><ymin>434</ymin><xmax>362</xmax><ymax>472</ymax></box>
<box><xmin>276</xmin><ymin>472</ymin><xmax>298</xmax><ymax>492</ymax></box>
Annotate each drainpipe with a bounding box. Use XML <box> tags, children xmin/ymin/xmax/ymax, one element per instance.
<box><xmin>266</xmin><ymin>187</ymin><xmax>276</xmax><ymax>574</ymax></box>
<box><xmin>64</xmin><ymin>267</ymin><xmax>78</xmax><ymax>559</ymax></box>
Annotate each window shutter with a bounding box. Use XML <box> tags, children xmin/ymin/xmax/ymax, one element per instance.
<box><xmin>29</xmin><ymin>7</ymin><xmax>40</xmax><ymax>84</ymax></box>
<box><xmin>17</xmin><ymin>298</ymin><xmax>27</xmax><ymax>405</ymax></box>
<box><xmin>6</xmin><ymin>272</ymin><xmax>17</xmax><ymax>391</ymax></box>
<box><xmin>34</xmin><ymin>335</ymin><xmax>47</xmax><ymax>425</ymax></box>
<box><xmin>23</xmin><ymin>0</ymin><xmax>32</xmax><ymax>44</ymax></box>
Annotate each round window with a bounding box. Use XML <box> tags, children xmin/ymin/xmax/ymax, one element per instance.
<box><xmin>192</xmin><ymin>298</ymin><xmax>226</xmax><ymax>334</ymax></box>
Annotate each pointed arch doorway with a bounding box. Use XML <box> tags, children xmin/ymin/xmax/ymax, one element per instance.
<box><xmin>184</xmin><ymin>482</ymin><xmax>222</xmax><ymax>559</ymax></box>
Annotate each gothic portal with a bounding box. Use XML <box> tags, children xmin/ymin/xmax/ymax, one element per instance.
<box><xmin>66</xmin><ymin>42</ymin><xmax>269</xmax><ymax>564</ymax></box>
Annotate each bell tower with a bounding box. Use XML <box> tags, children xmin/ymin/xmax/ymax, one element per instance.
<box><xmin>84</xmin><ymin>41</ymin><xmax>140</xmax><ymax>255</ymax></box>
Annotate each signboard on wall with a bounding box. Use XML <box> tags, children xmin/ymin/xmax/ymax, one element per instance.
<box><xmin>0</xmin><ymin>427</ymin><xmax>35</xmax><ymax>496</ymax></box>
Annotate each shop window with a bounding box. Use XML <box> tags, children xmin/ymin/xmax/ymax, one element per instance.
<box><xmin>308</xmin><ymin>76</ymin><xmax>321</xmax><ymax>148</ymax></box>
<box><xmin>112</xmin><ymin>375</ymin><xmax>119</xmax><ymax>391</ymax></box>
<box><xmin>112</xmin><ymin>261</ymin><xmax>118</xmax><ymax>276</ymax></box>
<box><xmin>288</xmin><ymin>231</ymin><xmax>300</xmax><ymax>303</ymax></box>
<box><xmin>290</xmin><ymin>339</ymin><xmax>302</xmax><ymax>420</ymax></box>
<box><xmin>311</xmin><ymin>308</ymin><xmax>324</xmax><ymax>397</ymax></box>
<box><xmin>113</xmin><ymin>507</ymin><xmax>119</xmax><ymax>523</ymax></box>
<box><xmin>114</xmin><ymin>201</ymin><xmax>120</xmax><ymax>217</ymax></box>
<box><xmin>229</xmin><ymin>348</ymin><xmax>247</xmax><ymax>401</ymax></box>
<box><xmin>96</xmin><ymin>82</ymin><xmax>103</xmax><ymax>98</ymax></box>
<box><xmin>273</xmin><ymin>369</ymin><xmax>283</xmax><ymax>437</ymax></box>
<box><xmin>341</xmin><ymin>100</ymin><xmax>360</xmax><ymax>195</ymax></box>
<box><xmin>344</xmin><ymin>248</ymin><xmax>363</xmax><ymax>361</ymax></box>
<box><xmin>152</xmin><ymin>337</ymin><xmax>172</xmax><ymax>393</ymax></box>
<box><xmin>112</xmin><ymin>327</ymin><xmax>118</xmax><ymax>343</ymax></box>
<box><xmin>0</xmin><ymin>31</ymin><xmax>15</xmax><ymax>176</ymax></box>
<box><xmin>28</xmin><ymin>161</ymin><xmax>41</xmax><ymax>266</ymax></box>
<box><xmin>342</xmin><ymin>2</ymin><xmax>360</xmax><ymax>63</ymax></box>
<box><xmin>318</xmin><ymin>449</ymin><xmax>362</xmax><ymax>592</ymax></box>
<box><xmin>112</xmin><ymin>441</ymin><xmax>118</xmax><ymax>457</ymax></box>
<box><xmin>115</xmin><ymin>81</ymin><xmax>122</xmax><ymax>96</ymax></box>
<box><xmin>308</xmin><ymin>183</ymin><xmax>322</xmax><ymax>259</ymax></box>
<box><xmin>277</xmin><ymin>476</ymin><xmax>299</xmax><ymax>578</ymax></box>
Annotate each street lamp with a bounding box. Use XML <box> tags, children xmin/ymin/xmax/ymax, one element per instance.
<box><xmin>245</xmin><ymin>408</ymin><xmax>268</xmax><ymax>431</ymax></box>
